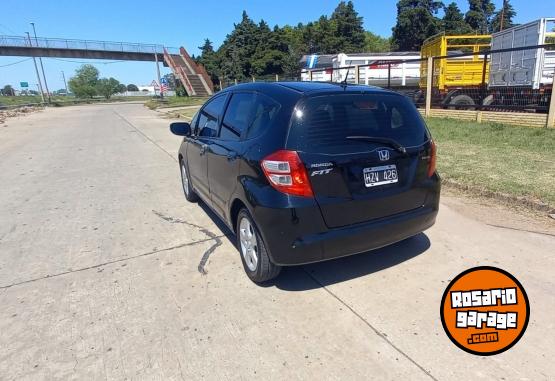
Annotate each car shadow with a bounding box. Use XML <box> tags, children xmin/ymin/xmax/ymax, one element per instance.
<box><xmin>270</xmin><ymin>233</ymin><xmax>431</xmax><ymax>291</ymax></box>
<box><xmin>196</xmin><ymin>200</ymin><xmax>431</xmax><ymax>291</ymax></box>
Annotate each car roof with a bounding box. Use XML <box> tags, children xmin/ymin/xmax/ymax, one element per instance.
<box><xmin>221</xmin><ymin>81</ymin><xmax>395</xmax><ymax>97</ymax></box>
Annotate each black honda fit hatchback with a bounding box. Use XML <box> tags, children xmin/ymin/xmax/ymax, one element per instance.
<box><xmin>170</xmin><ymin>82</ymin><xmax>440</xmax><ymax>282</ymax></box>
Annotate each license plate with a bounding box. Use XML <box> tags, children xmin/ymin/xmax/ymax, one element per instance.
<box><xmin>363</xmin><ymin>164</ymin><xmax>398</xmax><ymax>187</ymax></box>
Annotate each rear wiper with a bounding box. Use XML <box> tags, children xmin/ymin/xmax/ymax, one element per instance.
<box><xmin>345</xmin><ymin>136</ymin><xmax>407</xmax><ymax>154</ymax></box>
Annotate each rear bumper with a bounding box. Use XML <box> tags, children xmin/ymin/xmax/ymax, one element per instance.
<box><xmin>254</xmin><ymin>200</ymin><xmax>438</xmax><ymax>266</ymax></box>
<box><xmin>294</xmin><ymin>206</ymin><xmax>436</xmax><ymax>265</ymax></box>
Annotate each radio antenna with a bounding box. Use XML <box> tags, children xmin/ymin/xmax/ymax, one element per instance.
<box><xmin>341</xmin><ymin>60</ymin><xmax>352</xmax><ymax>85</ymax></box>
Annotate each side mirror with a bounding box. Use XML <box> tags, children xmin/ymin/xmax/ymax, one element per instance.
<box><xmin>170</xmin><ymin>122</ymin><xmax>191</xmax><ymax>136</ymax></box>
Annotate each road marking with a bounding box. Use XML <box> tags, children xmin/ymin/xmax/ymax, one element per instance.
<box><xmin>112</xmin><ymin>108</ymin><xmax>177</xmax><ymax>162</ymax></box>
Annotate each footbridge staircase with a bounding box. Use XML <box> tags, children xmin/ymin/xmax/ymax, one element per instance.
<box><xmin>163</xmin><ymin>47</ymin><xmax>213</xmax><ymax>97</ymax></box>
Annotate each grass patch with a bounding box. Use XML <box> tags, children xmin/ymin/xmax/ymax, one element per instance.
<box><xmin>145</xmin><ymin>96</ymin><xmax>208</xmax><ymax>110</ymax></box>
<box><xmin>426</xmin><ymin>118</ymin><xmax>555</xmax><ymax>207</ymax></box>
<box><xmin>163</xmin><ymin>107</ymin><xmax>200</xmax><ymax>121</ymax></box>
<box><xmin>0</xmin><ymin>95</ymin><xmax>72</xmax><ymax>106</ymax></box>
<box><xmin>1</xmin><ymin>95</ymin><xmax>153</xmax><ymax>108</ymax></box>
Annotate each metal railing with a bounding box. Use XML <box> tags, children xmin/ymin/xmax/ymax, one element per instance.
<box><xmin>219</xmin><ymin>75</ymin><xmax>301</xmax><ymax>90</ymax></box>
<box><xmin>0</xmin><ymin>35</ymin><xmax>179</xmax><ymax>54</ymax></box>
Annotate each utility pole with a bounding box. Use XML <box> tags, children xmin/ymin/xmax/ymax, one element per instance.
<box><xmin>30</xmin><ymin>22</ymin><xmax>50</xmax><ymax>103</ymax></box>
<box><xmin>26</xmin><ymin>31</ymin><xmax>45</xmax><ymax>103</ymax></box>
<box><xmin>61</xmin><ymin>71</ymin><xmax>68</xmax><ymax>95</ymax></box>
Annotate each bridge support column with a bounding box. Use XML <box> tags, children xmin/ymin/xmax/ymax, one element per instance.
<box><xmin>155</xmin><ymin>53</ymin><xmax>163</xmax><ymax>99</ymax></box>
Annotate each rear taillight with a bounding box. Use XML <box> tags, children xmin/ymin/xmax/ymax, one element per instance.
<box><xmin>261</xmin><ymin>150</ymin><xmax>313</xmax><ymax>197</ymax></box>
<box><xmin>427</xmin><ymin>140</ymin><xmax>437</xmax><ymax>177</ymax></box>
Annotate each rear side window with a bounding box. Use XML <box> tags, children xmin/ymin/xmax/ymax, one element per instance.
<box><xmin>246</xmin><ymin>94</ymin><xmax>280</xmax><ymax>139</ymax></box>
<box><xmin>222</xmin><ymin>93</ymin><xmax>255</xmax><ymax>140</ymax></box>
<box><xmin>196</xmin><ymin>95</ymin><xmax>227</xmax><ymax>137</ymax></box>
<box><xmin>221</xmin><ymin>92</ymin><xmax>280</xmax><ymax>140</ymax></box>
<box><xmin>287</xmin><ymin>94</ymin><xmax>428</xmax><ymax>154</ymax></box>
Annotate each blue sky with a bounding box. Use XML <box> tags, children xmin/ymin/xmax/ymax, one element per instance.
<box><xmin>1</xmin><ymin>0</ymin><xmax>552</xmax><ymax>91</ymax></box>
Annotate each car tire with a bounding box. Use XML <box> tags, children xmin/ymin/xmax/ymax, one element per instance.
<box><xmin>180</xmin><ymin>159</ymin><xmax>198</xmax><ymax>202</ymax></box>
<box><xmin>236</xmin><ymin>208</ymin><xmax>281</xmax><ymax>283</ymax></box>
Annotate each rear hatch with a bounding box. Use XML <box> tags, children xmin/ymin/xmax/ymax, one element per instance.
<box><xmin>286</xmin><ymin>92</ymin><xmax>433</xmax><ymax>228</ymax></box>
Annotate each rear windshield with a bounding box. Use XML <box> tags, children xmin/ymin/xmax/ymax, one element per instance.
<box><xmin>287</xmin><ymin>93</ymin><xmax>428</xmax><ymax>154</ymax></box>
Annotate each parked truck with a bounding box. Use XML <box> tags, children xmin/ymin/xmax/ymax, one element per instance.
<box><xmin>419</xmin><ymin>19</ymin><xmax>555</xmax><ymax>110</ymax></box>
<box><xmin>487</xmin><ymin>18</ymin><xmax>554</xmax><ymax>110</ymax></box>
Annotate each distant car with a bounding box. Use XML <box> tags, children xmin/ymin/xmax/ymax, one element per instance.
<box><xmin>170</xmin><ymin>82</ymin><xmax>440</xmax><ymax>282</ymax></box>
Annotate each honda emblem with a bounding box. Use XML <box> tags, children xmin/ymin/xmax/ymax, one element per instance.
<box><xmin>378</xmin><ymin>149</ymin><xmax>390</xmax><ymax>161</ymax></box>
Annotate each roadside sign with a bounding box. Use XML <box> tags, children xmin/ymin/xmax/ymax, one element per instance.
<box><xmin>20</xmin><ymin>82</ymin><xmax>29</xmax><ymax>88</ymax></box>
<box><xmin>150</xmin><ymin>80</ymin><xmax>160</xmax><ymax>89</ymax></box>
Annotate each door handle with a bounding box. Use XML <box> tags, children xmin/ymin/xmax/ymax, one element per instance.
<box><xmin>227</xmin><ymin>151</ymin><xmax>238</xmax><ymax>161</ymax></box>
<box><xmin>199</xmin><ymin>144</ymin><xmax>208</xmax><ymax>155</ymax></box>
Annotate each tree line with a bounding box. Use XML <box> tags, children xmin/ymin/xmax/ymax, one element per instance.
<box><xmin>67</xmin><ymin>65</ymin><xmax>143</xmax><ymax>99</ymax></box>
<box><xmin>393</xmin><ymin>0</ymin><xmax>516</xmax><ymax>51</ymax></box>
<box><xmin>196</xmin><ymin>0</ymin><xmax>517</xmax><ymax>85</ymax></box>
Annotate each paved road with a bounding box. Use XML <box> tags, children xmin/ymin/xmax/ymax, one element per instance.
<box><xmin>0</xmin><ymin>104</ymin><xmax>553</xmax><ymax>380</ymax></box>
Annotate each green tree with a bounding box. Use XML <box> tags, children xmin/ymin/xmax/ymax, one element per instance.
<box><xmin>364</xmin><ymin>32</ymin><xmax>392</xmax><ymax>52</ymax></box>
<box><xmin>252</xmin><ymin>22</ymin><xmax>291</xmax><ymax>77</ymax></box>
<box><xmin>116</xmin><ymin>83</ymin><xmax>127</xmax><ymax>94</ymax></box>
<box><xmin>206</xmin><ymin>3</ymin><xmax>369</xmax><ymax>82</ymax></box>
<box><xmin>491</xmin><ymin>0</ymin><xmax>516</xmax><ymax>32</ymax></box>
<box><xmin>68</xmin><ymin>64</ymin><xmax>99</xmax><ymax>98</ymax></box>
<box><xmin>126</xmin><ymin>84</ymin><xmax>139</xmax><ymax>91</ymax></box>
<box><xmin>280</xmin><ymin>24</ymin><xmax>305</xmax><ymax>77</ymax></box>
<box><xmin>442</xmin><ymin>2</ymin><xmax>473</xmax><ymax>34</ymax></box>
<box><xmin>1</xmin><ymin>84</ymin><xmax>15</xmax><ymax>96</ymax></box>
<box><xmin>392</xmin><ymin>0</ymin><xmax>444</xmax><ymax>51</ymax></box>
<box><xmin>465</xmin><ymin>0</ymin><xmax>496</xmax><ymax>34</ymax></box>
<box><xmin>217</xmin><ymin>11</ymin><xmax>259</xmax><ymax>80</ymax></box>
<box><xmin>96</xmin><ymin>77</ymin><xmax>120</xmax><ymax>99</ymax></box>
<box><xmin>329</xmin><ymin>1</ymin><xmax>366</xmax><ymax>53</ymax></box>
<box><xmin>197</xmin><ymin>39</ymin><xmax>220</xmax><ymax>83</ymax></box>
<box><xmin>301</xmin><ymin>17</ymin><xmax>336</xmax><ymax>54</ymax></box>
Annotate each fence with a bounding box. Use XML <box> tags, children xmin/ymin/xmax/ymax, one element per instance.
<box><xmin>299</xmin><ymin>43</ymin><xmax>555</xmax><ymax>127</ymax></box>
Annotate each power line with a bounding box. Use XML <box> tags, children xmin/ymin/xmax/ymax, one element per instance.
<box><xmin>0</xmin><ymin>24</ymin><xmax>18</xmax><ymax>34</ymax></box>
<box><xmin>0</xmin><ymin>58</ymin><xmax>32</xmax><ymax>67</ymax></box>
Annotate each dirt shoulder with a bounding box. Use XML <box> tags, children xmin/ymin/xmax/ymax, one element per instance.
<box><xmin>441</xmin><ymin>187</ymin><xmax>555</xmax><ymax>237</ymax></box>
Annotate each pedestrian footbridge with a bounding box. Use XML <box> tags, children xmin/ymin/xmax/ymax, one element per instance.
<box><xmin>0</xmin><ymin>35</ymin><xmax>212</xmax><ymax>96</ymax></box>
